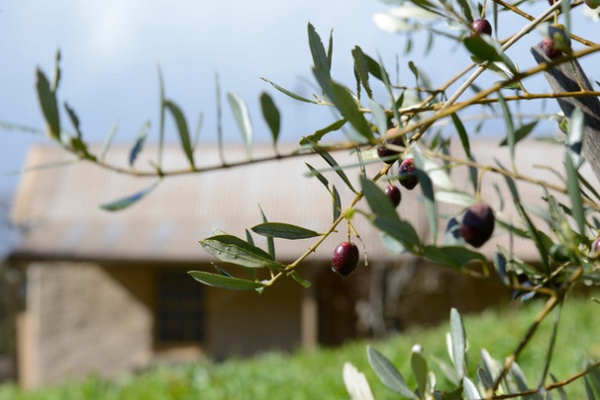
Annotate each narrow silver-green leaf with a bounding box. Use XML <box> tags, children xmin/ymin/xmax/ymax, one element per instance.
<box><xmin>332</xmin><ymin>185</ymin><xmax>342</xmax><ymax>222</ymax></box>
<box><xmin>288</xmin><ymin>271</ymin><xmax>312</xmax><ymax>288</ymax></box>
<box><xmin>64</xmin><ymin>102</ymin><xmax>82</xmax><ymax>139</ymax></box>
<box><xmin>411</xmin><ymin>347</ymin><xmax>428</xmax><ymax>397</ymax></box>
<box><xmin>100</xmin><ymin>120</ymin><xmax>118</xmax><ymax>161</ymax></box>
<box><xmin>164</xmin><ymin>99</ymin><xmax>194</xmax><ymax>167</ymax></box>
<box><xmin>352</xmin><ymin>45</ymin><xmax>373</xmax><ymax>99</ymax></box>
<box><xmin>565</xmin><ymin>152</ymin><xmax>585</xmax><ymax>235</ymax></box>
<box><xmin>199</xmin><ymin>234</ymin><xmax>283</xmax><ymax>269</ymax></box>
<box><xmin>329</xmin><ymin>80</ymin><xmax>374</xmax><ymax>141</ymax></box>
<box><xmin>299</xmin><ymin>118</ymin><xmax>346</xmax><ymax>145</ymax></box>
<box><xmin>251</xmin><ymin>222</ymin><xmax>321</xmax><ymax>240</ymax></box>
<box><xmin>367</xmin><ymin>346</ymin><xmax>416</xmax><ymax>398</ymax></box>
<box><xmin>260</xmin><ymin>92</ymin><xmax>280</xmax><ymax>146</ymax></box>
<box><xmin>35</xmin><ymin>68</ymin><xmax>61</xmax><ymax>140</ymax></box>
<box><xmin>451</xmin><ymin>113</ymin><xmax>470</xmax><ymax>158</ymax></box>
<box><xmin>227</xmin><ymin>92</ymin><xmax>253</xmax><ymax>160</ymax></box>
<box><xmin>188</xmin><ymin>271</ymin><xmax>264</xmax><ymax>291</ymax></box>
<box><xmin>450</xmin><ymin>308</ymin><xmax>466</xmax><ymax>379</ymax></box>
<box><xmin>258</xmin><ymin>205</ymin><xmax>275</xmax><ymax>260</ymax></box>
<box><xmin>368</xmin><ymin>99</ymin><xmax>388</xmax><ymax>137</ymax></box>
<box><xmin>308</xmin><ymin>140</ymin><xmax>357</xmax><ymax>193</ymax></box>
<box><xmin>497</xmin><ymin>93</ymin><xmax>516</xmax><ymax>168</ymax></box>
<box><xmin>307</xmin><ymin>22</ymin><xmax>330</xmax><ymax>75</ymax></box>
<box><xmin>361</xmin><ymin>176</ymin><xmax>421</xmax><ymax>250</ymax></box>
<box><xmin>260</xmin><ymin>77</ymin><xmax>318</xmax><ymax>104</ymax></box>
<box><xmin>464</xmin><ymin>35</ymin><xmax>503</xmax><ymax>63</ymax></box>
<box><xmin>413</xmin><ymin>147</ymin><xmax>437</xmax><ymax>243</ymax></box>
<box><xmin>567</xmin><ymin>107</ymin><xmax>585</xmax><ymax>166</ymax></box>
<box><xmin>100</xmin><ymin>180</ymin><xmax>161</xmax><ymax>211</ymax></box>
<box><xmin>305</xmin><ymin>162</ymin><xmax>330</xmax><ymax>188</ymax></box>
<box><xmin>499</xmin><ymin>121</ymin><xmax>537</xmax><ymax>147</ymax></box>
<box><xmin>423</xmin><ymin>245</ymin><xmax>486</xmax><ymax>270</ymax></box>
<box><xmin>129</xmin><ymin>121</ymin><xmax>151</xmax><ymax>166</ymax></box>
<box><xmin>462</xmin><ymin>377</ymin><xmax>481</xmax><ymax>400</ymax></box>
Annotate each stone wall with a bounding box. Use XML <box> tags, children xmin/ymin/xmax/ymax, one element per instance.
<box><xmin>22</xmin><ymin>262</ymin><xmax>153</xmax><ymax>387</ymax></box>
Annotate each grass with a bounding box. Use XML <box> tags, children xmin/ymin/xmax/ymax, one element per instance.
<box><xmin>0</xmin><ymin>295</ymin><xmax>598</xmax><ymax>399</ymax></box>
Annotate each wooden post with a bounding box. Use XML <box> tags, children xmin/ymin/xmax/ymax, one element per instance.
<box><xmin>531</xmin><ymin>46</ymin><xmax>600</xmax><ymax>183</ymax></box>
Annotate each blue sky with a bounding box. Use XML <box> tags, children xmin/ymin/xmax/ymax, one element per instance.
<box><xmin>1</xmin><ymin>0</ymin><xmax>598</xmax><ymax>200</ymax></box>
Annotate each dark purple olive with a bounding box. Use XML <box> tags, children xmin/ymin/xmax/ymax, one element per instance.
<box><xmin>385</xmin><ymin>185</ymin><xmax>402</xmax><ymax>208</ymax></box>
<box><xmin>470</xmin><ymin>19</ymin><xmax>492</xmax><ymax>37</ymax></box>
<box><xmin>331</xmin><ymin>242</ymin><xmax>359</xmax><ymax>277</ymax></box>
<box><xmin>459</xmin><ymin>202</ymin><xmax>495</xmax><ymax>248</ymax></box>
<box><xmin>377</xmin><ymin>129</ymin><xmax>404</xmax><ymax>165</ymax></box>
<box><xmin>539</xmin><ymin>37</ymin><xmax>561</xmax><ymax>59</ymax></box>
<box><xmin>398</xmin><ymin>158</ymin><xmax>419</xmax><ymax>190</ymax></box>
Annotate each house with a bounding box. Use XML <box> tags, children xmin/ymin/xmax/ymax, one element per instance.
<box><xmin>3</xmin><ymin>139</ymin><xmax>580</xmax><ymax>387</ymax></box>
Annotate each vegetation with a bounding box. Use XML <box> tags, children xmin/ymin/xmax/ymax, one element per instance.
<box><xmin>11</xmin><ymin>0</ymin><xmax>600</xmax><ymax>396</ymax></box>
<box><xmin>0</xmin><ymin>297</ymin><xmax>597</xmax><ymax>399</ymax></box>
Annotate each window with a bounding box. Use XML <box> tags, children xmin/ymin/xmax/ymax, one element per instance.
<box><xmin>155</xmin><ymin>269</ymin><xmax>205</xmax><ymax>344</ymax></box>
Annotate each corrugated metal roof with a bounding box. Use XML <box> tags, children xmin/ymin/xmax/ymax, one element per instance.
<box><xmin>9</xmin><ymin>139</ymin><xmax>595</xmax><ymax>264</ymax></box>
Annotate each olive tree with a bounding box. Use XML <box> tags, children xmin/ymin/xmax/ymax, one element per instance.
<box><xmin>30</xmin><ymin>0</ymin><xmax>600</xmax><ymax>397</ymax></box>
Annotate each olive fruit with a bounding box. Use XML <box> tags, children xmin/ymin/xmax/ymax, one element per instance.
<box><xmin>539</xmin><ymin>37</ymin><xmax>561</xmax><ymax>59</ymax></box>
<box><xmin>470</xmin><ymin>19</ymin><xmax>492</xmax><ymax>37</ymax></box>
<box><xmin>385</xmin><ymin>184</ymin><xmax>402</xmax><ymax>208</ymax></box>
<box><xmin>459</xmin><ymin>202</ymin><xmax>495</xmax><ymax>248</ymax></box>
<box><xmin>585</xmin><ymin>0</ymin><xmax>600</xmax><ymax>9</ymax></box>
<box><xmin>377</xmin><ymin>130</ymin><xmax>404</xmax><ymax>165</ymax></box>
<box><xmin>592</xmin><ymin>237</ymin><xmax>600</xmax><ymax>255</ymax></box>
<box><xmin>331</xmin><ymin>242</ymin><xmax>359</xmax><ymax>277</ymax></box>
<box><xmin>398</xmin><ymin>158</ymin><xmax>419</xmax><ymax>190</ymax></box>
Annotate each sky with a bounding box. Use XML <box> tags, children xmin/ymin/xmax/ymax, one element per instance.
<box><xmin>1</xmin><ymin>0</ymin><xmax>599</xmax><ymax>202</ymax></box>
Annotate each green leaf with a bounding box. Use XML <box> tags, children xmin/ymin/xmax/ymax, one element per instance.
<box><xmin>288</xmin><ymin>271</ymin><xmax>312</xmax><ymax>288</ymax></box>
<box><xmin>64</xmin><ymin>102</ymin><xmax>82</xmax><ymax>139</ymax></box>
<box><xmin>258</xmin><ymin>206</ymin><xmax>275</xmax><ymax>260</ymax></box>
<box><xmin>299</xmin><ymin>118</ymin><xmax>347</xmax><ymax>145</ymax></box>
<box><xmin>352</xmin><ymin>46</ymin><xmax>373</xmax><ymax>99</ymax></box>
<box><xmin>164</xmin><ymin>99</ymin><xmax>194</xmax><ymax>167</ymax></box>
<box><xmin>499</xmin><ymin>121</ymin><xmax>538</xmax><ymax>147</ymax></box>
<box><xmin>497</xmin><ymin>94</ymin><xmax>516</xmax><ymax>167</ymax></box>
<box><xmin>227</xmin><ymin>92</ymin><xmax>253</xmax><ymax>160</ymax></box>
<box><xmin>329</xmin><ymin>81</ymin><xmax>374</xmax><ymax>141</ymax></box>
<box><xmin>514</xmin><ymin>201</ymin><xmax>551</xmax><ymax>273</ymax></box>
<box><xmin>199</xmin><ymin>235</ymin><xmax>284</xmax><ymax>269</ymax></box>
<box><xmin>129</xmin><ymin>121</ymin><xmax>151</xmax><ymax>166</ymax></box>
<box><xmin>477</xmin><ymin>367</ymin><xmax>494</xmax><ymax>390</ymax></box>
<box><xmin>464</xmin><ymin>36</ymin><xmax>503</xmax><ymax>63</ymax></box>
<box><xmin>413</xmin><ymin>148</ymin><xmax>437</xmax><ymax>243</ymax></box>
<box><xmin>332</xmin><ymin>185</ymin><xmax>342</xmax><ymax>222</ymax></box>
<box><xmin>308</xmin><ymin>140</ymin><xmax>357</xmax><ymax>193</ymax></box>
<box><xmin>565</xmin><ymin>152</ymin><xmax>585</xmax><ymax>235</ymax></box>
<box><xmin>451</xmin><ymin>113</ymin><xmax>471</xmax><ymax>158</ymax></box>
<box><xmin>260</xmin><ymin>92</ymin><xmax>280</xmax><ymax>146</ymax></box>
<box><xmin>462</xmin><ymin>377</ymin><xmax>481</xmax><ymax>400</ymax></box>
<box><xmin>361</xmin><ymin>176</ymin><xmax>421</xmax><ymax>250</ymax></box>
<box><xmin>260</xmin><ymin>77</ymin><xmax>318</xmax><ymax>104</ymax></box>
<box><xmin>305</xmin><ymin>162</ymin><xmax>329</xmax><ymax>188</ymax></box>
<box><xmin>368</xmin><ymin>99</ymin><xmax>388</xmax><ymax>137</ymax></box>
<box><xmin>423</xmin><ymin>245</ymin><xmax>486</xmax><ymax>270</ymax></box>
<box><xmin>411</xmin><ymin>347</ymin><xmax>428</xmax><ymax>397</ymax></box>
<box><xmin>567</xmin><ymin>107</ymin><xmax>585</xmax><ymax>166</ymax></box>
<box><xmin>450</xmin><ymin>308</ymin><xmax>466</xmax><ymax>380</ymax></box>
<box><xmin>367</xmin><ymin>346</ymin><xmax>416</xmax><ymax>398</ymax></box>
<box><xmin>188</xmin><ymin>271</ymin><xmax>264</xmax><ymax>291</ymax></box>
<box><xmin>251</xmin><ymin>222</ymin><xmax>321</xmax><ymax>240</ymax></box>
<box><xmin>36</xmin><ymin>68</ymin><xmax>61</xmax><ymax>140</ymax></box>
<box><xmin>100</xmin><ymin>120</ymin><xmax>118</xmax><ymax>161</ymax></box>
<box><xmin>100</xmin><ymin>180</ymin><xmax>161</xmax><ymax>211</ymax></box>
<box><xmin>456</xmin><ymin>0</ymin><xmax>474</xmax><ymax>22</ymax></box>
<box><xmin>307</xmin><ymin>22</ymin><xmax>330</xmax><ymax>75</ymax></box>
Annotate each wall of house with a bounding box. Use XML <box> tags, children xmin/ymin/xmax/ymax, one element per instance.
<box><xmin>206</xmin><ymin>276</ymin><xmax>305</xmax><ymax>359</ymax></box>
<box><xmin>21</xmin><ymin>262</ymin><xmax>154</xmax><ymax>387</ymax></box>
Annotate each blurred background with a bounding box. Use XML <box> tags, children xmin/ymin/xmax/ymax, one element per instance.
<box><xmin>1</xmin><ymin>0</ymin><xmax>599</xmax><ymax>390</ymax></box>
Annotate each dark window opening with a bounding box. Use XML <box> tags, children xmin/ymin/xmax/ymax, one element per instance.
<box><xmin>155</xmin><ymin>269</ymin><xmax>205</xmax><ymax>344</ymax></box>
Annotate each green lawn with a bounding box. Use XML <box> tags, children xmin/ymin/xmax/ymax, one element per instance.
<box><xmin>1</xmin><ymin>296</ymin><xmax>598</xmax><ymax>399</ymax></box>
